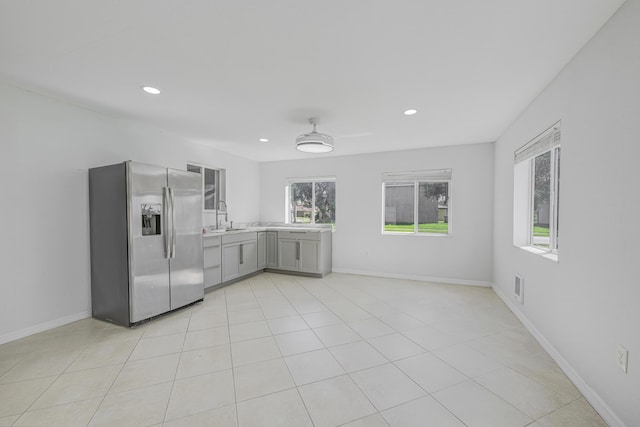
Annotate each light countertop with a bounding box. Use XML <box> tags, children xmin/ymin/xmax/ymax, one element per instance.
<box><xmin>203</xmin><ymin>225</ymin><xmax>331</xmax><ymax>237</ymax></box>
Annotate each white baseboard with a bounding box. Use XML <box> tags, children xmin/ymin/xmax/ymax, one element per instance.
<box><xmin>492</xmin><ymin>285</ymin><xmax>627</xmax><ymax>427</ymax></box>
<box><xmin>331</xmin><ymin>268</ymin><xmax>493</xmax><ymax>287</ymax></box>
<box><xmin>0</xmin><ymin>310</ymin><xmax>91</xmax><ymax>345</ymax></box>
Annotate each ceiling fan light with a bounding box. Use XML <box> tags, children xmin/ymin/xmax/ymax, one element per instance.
<box><xmin>296</xmin><ymin>119</ymin><xmax>334</xmax><ymax>153</ymax></box>
<box><xmin>296</xmin><ymin>141</ymin><xmax>334</xmax><ymax>153</ymax></box>
<box><xmin>141</xmin><ymin>85</ymin><xmax>161</xmax><ymax>95</ymax></box>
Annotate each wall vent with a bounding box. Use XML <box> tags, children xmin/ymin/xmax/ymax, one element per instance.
<box><xmin>514</xmin><ymin>274</ymin><xmax>524</xmax><ymax>303</ymax></box>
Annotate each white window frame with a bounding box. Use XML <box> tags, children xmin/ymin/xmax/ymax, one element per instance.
<box><xmin>381</xmin><ymin>169</ymin><xmax>452</xmax><ymax>236</ymax></box>
<box><xmin>513</xmin><ymin>122</ymin><xmax>560</xmax><ymax>260</ymax></box>
<box><xmin>285</xmin><ymin>177</ymin><xmax>336</xmax><ymax>226</ymax></box>
<box><xmin>187</xmin><ymin>163</ymin><xmax>226</xmax><ymax>212</ymax></box>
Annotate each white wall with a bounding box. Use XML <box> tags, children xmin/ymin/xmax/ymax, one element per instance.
<box><xmin>260</xmin><ymin>143</ymin><xmax>494</xmax><ymax>285</ymax></box>
<box><xmin>0</xmin><ymin>82</ymin><xmax>260</xmax><ymax>343</ymax></box>
<box><xmin>492</xmin><ymin>1</ymin><xmax>640</xmax><ymax>425</ymax></box>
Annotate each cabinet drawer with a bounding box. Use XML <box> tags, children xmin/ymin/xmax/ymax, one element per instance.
<box><xmin>222</xmin><ymin>232</ymin><xmax>257</xmax><ymax>245</ymax></box>
<box><xmin>204</xmin><ymin>245</ymin><xmax>221</xmax><ymax>269</ymax></box>
<box><xmin>203</xmin><ymin>236</ymin><xmax>221</xmax><ymax>247</ymax></box>
<box><xmin>277</xmin><ymin>230</ymin><xmax>320</xmax><ymax>241</ymax></box>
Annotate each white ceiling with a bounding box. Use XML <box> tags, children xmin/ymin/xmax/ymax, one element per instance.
<box><xmin>0</xmin><ymin>1</ymin><xmax>625</xmax><ymax>162</ymax></box>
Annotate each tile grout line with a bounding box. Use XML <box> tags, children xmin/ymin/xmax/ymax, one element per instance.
<box><xmin>160</xmin><ymin>307</ymin><xmax>193</xmax><ymax>424</ymax></box>
<box><xmin>11</xmin><ymin>336</ymin><xmax>101</xmax><ymax>419</ymax></box>
<box><xmin>0</xmin><ymin>273</ymin><xmax>601</xmax><ymax>426</ymax></box>
<box><xmin>268</xmin><ymin>275</ymin><xmax>319</xmax><ymax>427</ymax></box>
<box><xmin>218</xmin><ymin>287</ymin><xmax>241</xmax><ymax>426</ymax></box>
<box><xmin>85</xmin><ymin>325</ymin><xmax>145</xmax><ymax>426</ymax></box>
<box><xmin>530</xmin><ymin>395</ymin><xmax>592</xmax><ymax>423</ymax></box>
<box><xmin>313</xmin><ymin>275</ymin><xmax>473</xmax><ymax>427</ymax></box>
<box><xmin>297</xmin><ymin>276</ymin><xmax>393</xmax><ymax>426</ymax></box>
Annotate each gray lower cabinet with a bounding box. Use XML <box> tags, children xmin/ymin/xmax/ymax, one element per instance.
<box><xmin>266</xmin><ymin>231</ymin><xmax>278</xmax><ymax>268</ymax></box>
<box><xmin>299</xmin><ymin>240</ymin><xmax>320</xmax><ymax>273</ymax></box>
<box><xmin>257</xmin><ymin>232</ymin><xmax>266</xmax><ymax>269</ymax></box>
<box><xmin>210</xmin><ymin>229</ymin><xmax>330</xmax><ymax>286</ymax></box>
<box><xmin>277</xmin><ymin>230</ymin><xmax>330</xmax><ymax>275</ymax></box>
<box><xmin>222</xmin><ymin>232</ymin><xmax>258</xmax><ymax>282</ymax></box>
<box><xmin>239</xmin><ymin>240</ymin><xmax>257</xmax><ymax>276</ymax></box>
<box><xmin>277</xmin><ymin>239</ymin><xmax>299</xmax><ymax>271</ymax></box>
<box><xmin>278</xmin><ymin>239</ymin><xmax>320</xmax><ymax>273</ymax></box>
<box><xmin>203</xmin><ymin>236</ymin><xmax>222</xmax><ymax>289</ymax></box>
<box><xmin>222</xmin><ymin>244</ymin><xmax>240</xmax><ymax>282</ymax></box>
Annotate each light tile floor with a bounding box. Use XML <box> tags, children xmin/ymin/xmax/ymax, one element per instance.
<box><xmin>0</xmin><ymin>273</ymin><xmax>609</xmax><ymax>426</ymax></box>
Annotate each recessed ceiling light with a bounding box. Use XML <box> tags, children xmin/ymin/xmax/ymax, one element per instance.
<box><xmin>404</xmin><ymin>109</ymin><xmax>417</xmax><ymax>115</ymax></box>
<box><xmin>141</xmin><ymin>86</ymin><xmax>161</xmax><ymax>95</ymax></box>
<box><xmin>259</xmin><ymin>138</ymin><xmax>269</xmax><ymax>142</ymax></box>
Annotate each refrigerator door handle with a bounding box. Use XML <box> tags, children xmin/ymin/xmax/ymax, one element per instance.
<box><xmin>163</xmin><ymin>187</ymin><xmax>171</xmax><ymax>259</ymax></box>
<box><xmin>169</xmin><ymin>187</ymin><xmax>176</xmax><ymax>259</ymax></box>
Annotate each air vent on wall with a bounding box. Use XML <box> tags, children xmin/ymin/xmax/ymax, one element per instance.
<box><xmin>515</xmin><ymin>274</ymin><xmax>524</xmax><ymax>304</ymax></box>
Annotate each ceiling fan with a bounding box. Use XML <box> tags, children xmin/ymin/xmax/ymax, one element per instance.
<box><xmin>295</xmin><ymin>117</ymin><xmax>373</xmax><ymax>154</ymax></box>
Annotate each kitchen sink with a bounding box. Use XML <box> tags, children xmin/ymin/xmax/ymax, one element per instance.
<box><xmin>208</xmin><ymin>228</ymin><xmax>246</xmax><ymax>232</ymax></box>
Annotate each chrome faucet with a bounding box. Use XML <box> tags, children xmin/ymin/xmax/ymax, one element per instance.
<box><xmin>216</xmin><ymin>200</ymin><xmax>228</xmax><ymax>229</ymax></box>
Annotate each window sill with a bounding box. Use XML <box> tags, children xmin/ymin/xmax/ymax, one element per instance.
<box><xmin>518</xmin><ymin>245</ymin><xmax>558</xmax><ymax>262</ymax></box>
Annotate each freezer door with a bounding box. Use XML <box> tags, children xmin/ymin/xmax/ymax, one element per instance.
<box><xmin>168</xmin><ymin>168</ymin><xmax>204</xmax><ymax>309</ymax></box>
<box><xmin>127</xmin><ymin>162</ymin><xmax>171</xmax><ymax>322</ymax></box>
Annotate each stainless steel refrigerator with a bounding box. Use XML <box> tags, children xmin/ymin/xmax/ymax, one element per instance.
<box><xmin>89</xmin><ymin>161</ymin><xmax>204</xmax><ymax>326</ymax></box>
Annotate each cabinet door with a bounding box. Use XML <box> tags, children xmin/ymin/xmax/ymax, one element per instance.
<box><xmin>257</xmin><ymin>232</ymin><xmax>266</xmax><ymax>269</ymax></box>
<box><xmin>277</xmin><ymin>239</ymin><xmax>298</xmax><ymax>271</ymax></box>
<box><xmin>266</xmin><ymin>232</ymin><xmax>278</xmax><ymax>268</ymax></box>
<box><xmin>204</xmin><ymin>266</ymin><xmax>221</xmax><ymax>288</ymax></box>
<box><xmin>203</xmin><ymin>245</ymin><xmax>221</xmax><ymax>269</ymax></box>
<box><xmin>222</xmin><ymin>244</ymin><xmax>240</xmax><ymax>282</ymax></box>
<box><xmin>239</xmin><ymin>241</ymin><xmax>258</xmax><ymax>276</ymax></box>
<box><xmin>299</xmin><ymin>240</ymin><xmax>320</xmax><ymax>273</ymax></box>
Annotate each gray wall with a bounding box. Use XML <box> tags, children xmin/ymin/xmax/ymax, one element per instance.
<box><xmin>492</xmin><ymin>1</ymin><xmax>640</xmax><ymax>424</ymax></box>
<box><xmin>260</xmin><ymin>142</ymin><xmax>494</xmax><ymax>285</ymax></box>
<box><xmin>0</xmin><ymin>82</ymin><xmax>260</xmax><ymax>343</ymax></box>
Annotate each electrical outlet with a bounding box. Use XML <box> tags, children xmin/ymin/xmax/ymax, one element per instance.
<box><xmin>616</xmin><ymin>345</ymin><xmax>628</xmax><ymax>373</ymax></box>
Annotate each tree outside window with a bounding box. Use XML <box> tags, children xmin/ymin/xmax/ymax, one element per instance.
<box><xmin>383</xmin><ymin>169</ymin><xmax>452</xmax><ymax>235</ymax></box>
<box><xmin>512</xmin><ymin>122</ymin><xmax>560</xmax><ymax>257</ymax></box>
<box><xmin>289</xmin><ymin>179</ymin><xmax>335</xmax><ymax>226</ymax></box>
<box><xmin>531</xmin><ymin>147</ymin><xmax>560</xmax><ymax>250</ymax></box>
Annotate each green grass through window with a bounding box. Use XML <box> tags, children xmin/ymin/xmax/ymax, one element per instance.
<box><xmin>533</xmin><ymin>226</ymin><xmax>549</xmax><ymax>237</ymax></box>
<box><xmin>384</xmin><ymin>222</ymin><xmax>449</xmax><ymax>234</ymax></box>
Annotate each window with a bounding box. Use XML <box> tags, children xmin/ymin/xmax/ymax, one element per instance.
<box><xmin>382</xmin><ymin>169</ymin><xmax>452</xmax><ymax>235</ymax></box>
<box><xmin>187</xmin><ymin>164</ymin><xmax>226</xmax><ymax>211</ymax></box>
<box><xmin>286</xmin><ymin>178</ymin><xmax>336</xmax><ymax>226</ymax></box>
<box><xmin>513</xmin><ymin>123</ymin><xmax>560</xmax><ymax>257</ymax></box>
